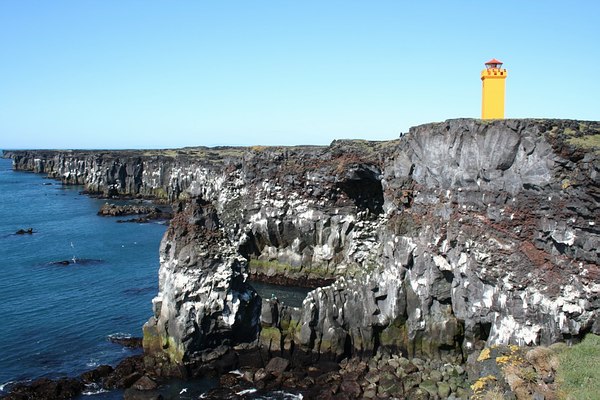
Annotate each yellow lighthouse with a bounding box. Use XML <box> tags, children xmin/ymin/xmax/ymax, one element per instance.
<box><xmin>481</xmin><ymin>58</ymin><xmax>507</xmax><ymax>119</ymax></box>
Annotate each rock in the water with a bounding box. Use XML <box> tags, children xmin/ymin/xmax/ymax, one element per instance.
<box><xmin>109</xmin><ymin>336</ymin><xmax>143</xmax><ymax>348</ymax></box>
<box><xmin>49</xmin><ymin>258</ymin><xmax>104</xmax><ymax>266</ymax></box>
<box><xmin>3</xmin><ymin>377</ymin><xmax>84</xmax><ymax>400</ymax></box>
<box><xmin>103</xmin><ymin>355</ymin><xmax>145</xmax><ymax>389</ymax></box>
<box><xmin>132</xmin><ymin>375</ymin><xmax>158</xmax><ymax>391</ymax></box>
<box><xmin>98</xmin><ymin>203</ymin><xmax>160</xmax><ymax>216</ymax></box>
<box><xmin>123</xmin><ymin>388</ymin><xmax>164</xmax><ymax>400</ymax></box>
<box><xmin>80</xmin><ymin>364</ymin><xmax>114</xmax><ymax>383</ymax></box>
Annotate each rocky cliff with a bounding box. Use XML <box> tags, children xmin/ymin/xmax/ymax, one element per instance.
<box><xmin>5</xmin><ymin>147</ymin><xmax>249</xmax><ymax>201</ymax></box>
<box><xmin>6</xmin><ymin>119</ymin><xmax>600</xmax><ymax>371</ymax></box>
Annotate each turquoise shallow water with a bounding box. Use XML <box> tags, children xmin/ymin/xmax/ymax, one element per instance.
<box><xmin>0</xmin><ymin>156</ymin><xmax>166</xmax><ymax>394</ymax></box>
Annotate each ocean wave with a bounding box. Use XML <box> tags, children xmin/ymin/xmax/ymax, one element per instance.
<box><xmin>86</xmin><ymin>358</ymin><xmax>99</xmax><ymax>368</ymax></box>
<box><xmin>0</xmin><ymin>380</ymin><xmax>15</xmax><ymax>392</ymax></box>
<box><xmin>82</xmin><ymin>382</ymin><xmax>109</xmax><ymax>395</ymax></box>
<box><xmin>255</xmin><ymin>391</ymin><xmax>303</xmax><ymax>400</ymax></box>
<box><xmin>107</xmin><ymin>332</ymin><xmax>132</xmax><ymax>340</ymax></box>
<box><xmin>236</xmin><ymin>388</ymin><xmax>258</xmax><ymax>395</ymax></box>
<box><xmin>0</xmin><ymin>379</ymin><xmax>35</xmax><ymax>394</ymax></box>
<box><xmin>218</xmin><ymin>389</ymin><xmax>303</xmax><ymax>399</ymax></box>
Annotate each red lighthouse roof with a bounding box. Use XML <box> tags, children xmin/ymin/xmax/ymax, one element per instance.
<box><xmin>485</xmin><ymin>58</ymin><xmax>503</xmax><ymax>65</ymax></box>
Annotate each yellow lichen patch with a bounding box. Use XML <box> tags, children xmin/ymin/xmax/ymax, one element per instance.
<box><xmin>496</xmin><ymin>343</ymin><xmax>522</xmax><ymax>360</ymax></box>
<box><xmin>471</xmin><ymin>375</ymin><xmax>497</xmax><ymax>393</ymax></box>
<box><xmin>477</xmin><ymin>347</ymin><xmax>491</xmax><ymax>362</ymax></box>
<box><xmin>495</xmin><ymin>355</ymin><xmax>511</xmax><ymax>364</ymax></box>
<box><xmin>496</xmin><ymin>350</ymin><xmax>524</xmax><ymax>366</ymax></box>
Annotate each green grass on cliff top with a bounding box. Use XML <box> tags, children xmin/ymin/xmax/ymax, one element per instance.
<box><xmin>566</xmin><ymin>134</ymin><xmax>600</xmax><ymax>152</ymax></box>
<box><xmin>555</xmin><ymin>334</ymin><xmax>600</xmax><ymax>400</ymax></box>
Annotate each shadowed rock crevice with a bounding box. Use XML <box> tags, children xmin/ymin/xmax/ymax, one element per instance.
<box><xmin>336</xmin><ymin>164</ymin><xmax>384</xmax><ymax>215</ymax></box>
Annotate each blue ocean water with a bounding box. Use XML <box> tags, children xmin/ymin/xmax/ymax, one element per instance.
<box><xmin>0</xmin><ymin>156</ymin><xmax>166</xmax><ymax>394</ymax></box>
<box><xmin>0</xmin><ymin>156</ymin><xmax>307</xmax><ymax>399</ymax></box>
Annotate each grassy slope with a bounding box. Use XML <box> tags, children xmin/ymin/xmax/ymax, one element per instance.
<box><xmin>555</xmin><ymin>334</ymin><xmax>600</xmax><ymax>400</ymax></box>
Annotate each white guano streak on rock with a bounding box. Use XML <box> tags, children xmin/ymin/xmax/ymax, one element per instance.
<box><xmin>433</xmin><ymin>255</ymin><xmax>452</xmax><ymax>271</ymax></box>
<box><xmin>491</xmin><ymin>314</ymin><xmax>540</xmax><ymax>346</ymax></box>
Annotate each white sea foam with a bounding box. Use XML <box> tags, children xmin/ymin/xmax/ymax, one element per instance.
<box><xmin>107</xmin><ymin>332</ymin><xmax>132</xmax><ymax>339</ymax></box>
<box><xmin>236</xmin><ymin>388</ymin><xmax>258</xmax><ymax>395</ymax></box>
<box><xmin>82</xmin><ymin>383</ymin><xmax>109</xmax><ymax>395</ymax></box>
<box><xmin>264</xmin><ymin>391</ymin><xmax>303</xmax><ymax>399</ymax></box>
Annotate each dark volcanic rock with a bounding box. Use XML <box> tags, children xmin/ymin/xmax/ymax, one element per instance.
<box><xmin>142</xmin><ymin>119</ymin><xmax>599</xmax><ymax>368</ymax></box>
<box><xmin>264</xmin><ymin>357</ymin><xmax>290</xmax><ymax>377</ymax></box>
<box><xmin>49</xmin><ymin>258</ymin><xmax>104</xmax><ymax>266</ymax></box>
<box><xmin>142</xmin><ymin>198</ymin><xmax>262</xmax><ymax>368</ymax></box>
<box><xmin>3</xmin><ymin>377</ymin><xmax>84</xmax><ymax>400</ymax></box>
<box><xmin>123</xmin><ymin>388</ymin><xmax>163</xmax><ymax>400</ymax></box>
<box><xmin>131</xmin><ymin>375</ymin><xmax>158</xmax><ymax>391</ymax></box>
<box><xmin>6</xmin><ymin>119</ymin><xmax>600</xmax><ymax>383</ymax></box>
<box><xmin>98</xmin><ymin>203</ymin><xmax>161</xmax><ymax>217</ymax></box>
<box><xmin>116</xmin><ymin>212</ymin><xmax>173</xmax><ymax>224</ymax></box>
<box><xmin>103</xmin><ymin>355</ymin><xmax>145</xmax><ymax>389</ymax></box>
<box><xmin>109</xmin><ymin>336</ymin><xmax>143</xmax><ymax>348</ymax></box>
<box><xmin>79</xmin><ymin>364</ymin><xmax>114</xmax><ymax>383</ymax></box>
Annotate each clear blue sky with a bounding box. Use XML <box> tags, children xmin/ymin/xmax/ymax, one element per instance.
<box><xmin>1</xmin><ymin>1</ymin><xmax>599</xmax><ymax>149</ymax></box>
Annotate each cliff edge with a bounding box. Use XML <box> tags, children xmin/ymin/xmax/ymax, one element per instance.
<box><xmin>6</xmin><ymin>118</ymin><xmax>600</xmax><ymax>381</ymax></box>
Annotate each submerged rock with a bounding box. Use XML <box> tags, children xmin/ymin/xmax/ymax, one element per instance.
<box><xmin>49</xmin><ymin>258</ymin><xmax>104</xmax><ymax>266</ymax></box>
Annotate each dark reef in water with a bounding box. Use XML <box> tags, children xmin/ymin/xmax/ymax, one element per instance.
<box><xmin>48</xmin><ymin>258</ymin><xmax>104</xmax><ymax>267</ymax></box>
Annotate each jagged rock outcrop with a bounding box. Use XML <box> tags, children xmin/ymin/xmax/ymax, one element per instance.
<box><xmin>142</xmin><ymin>198</ymin><xmax>261</xmax><ymax>367</ymax></box>
<box><xmin>6</xmin><ymin>119</ymin><xmax>600</xmax><ymax>373</ymax></box>
<box><xmin>4</xmin><ymin>147</ymin><xmax>248</xmax><ymax>201</ymax></box>
<box><xmin>98</xmin><ymin>203</ymin><xmax>160</xmax><ymax>216</ymax></box>
<box><xmin>293</xmin><ymin>119</ymin><xmax>599</xmax><ymax>364</ymax></box>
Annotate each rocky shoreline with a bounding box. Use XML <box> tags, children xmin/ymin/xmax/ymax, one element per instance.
<box><xmin>0</xmin><ymin>339</ymin><xmax>568</xmax><ymax>399</ymax></box>
<box><xmin>2</xmin><ymin>118</ymin><xmax>599</xmax><ymax>399</ymax></box>
<box><xmin>97</xmin><ymin>202</ymin><xmax>173</xmax><ymax>223</ymax></box>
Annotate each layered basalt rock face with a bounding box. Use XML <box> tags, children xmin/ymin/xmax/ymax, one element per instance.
<box><xmin>5</xmin><ymin>148</ymin><xmax>248</xmax><ymax>201</ymax></box>
<box><xmin>287</xmin><ymin>121</ymin><xmax>597</xmax><ymax>365</ymax></box>
<box><xmin>142</xmin><ymin>198</ymin><xmax>262</xmax><ymax>367</ymax></box>
<box><xmin>6</xmin><ymin>119</ymin><xmax>599</xmax><ymax>370</ymax></box>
